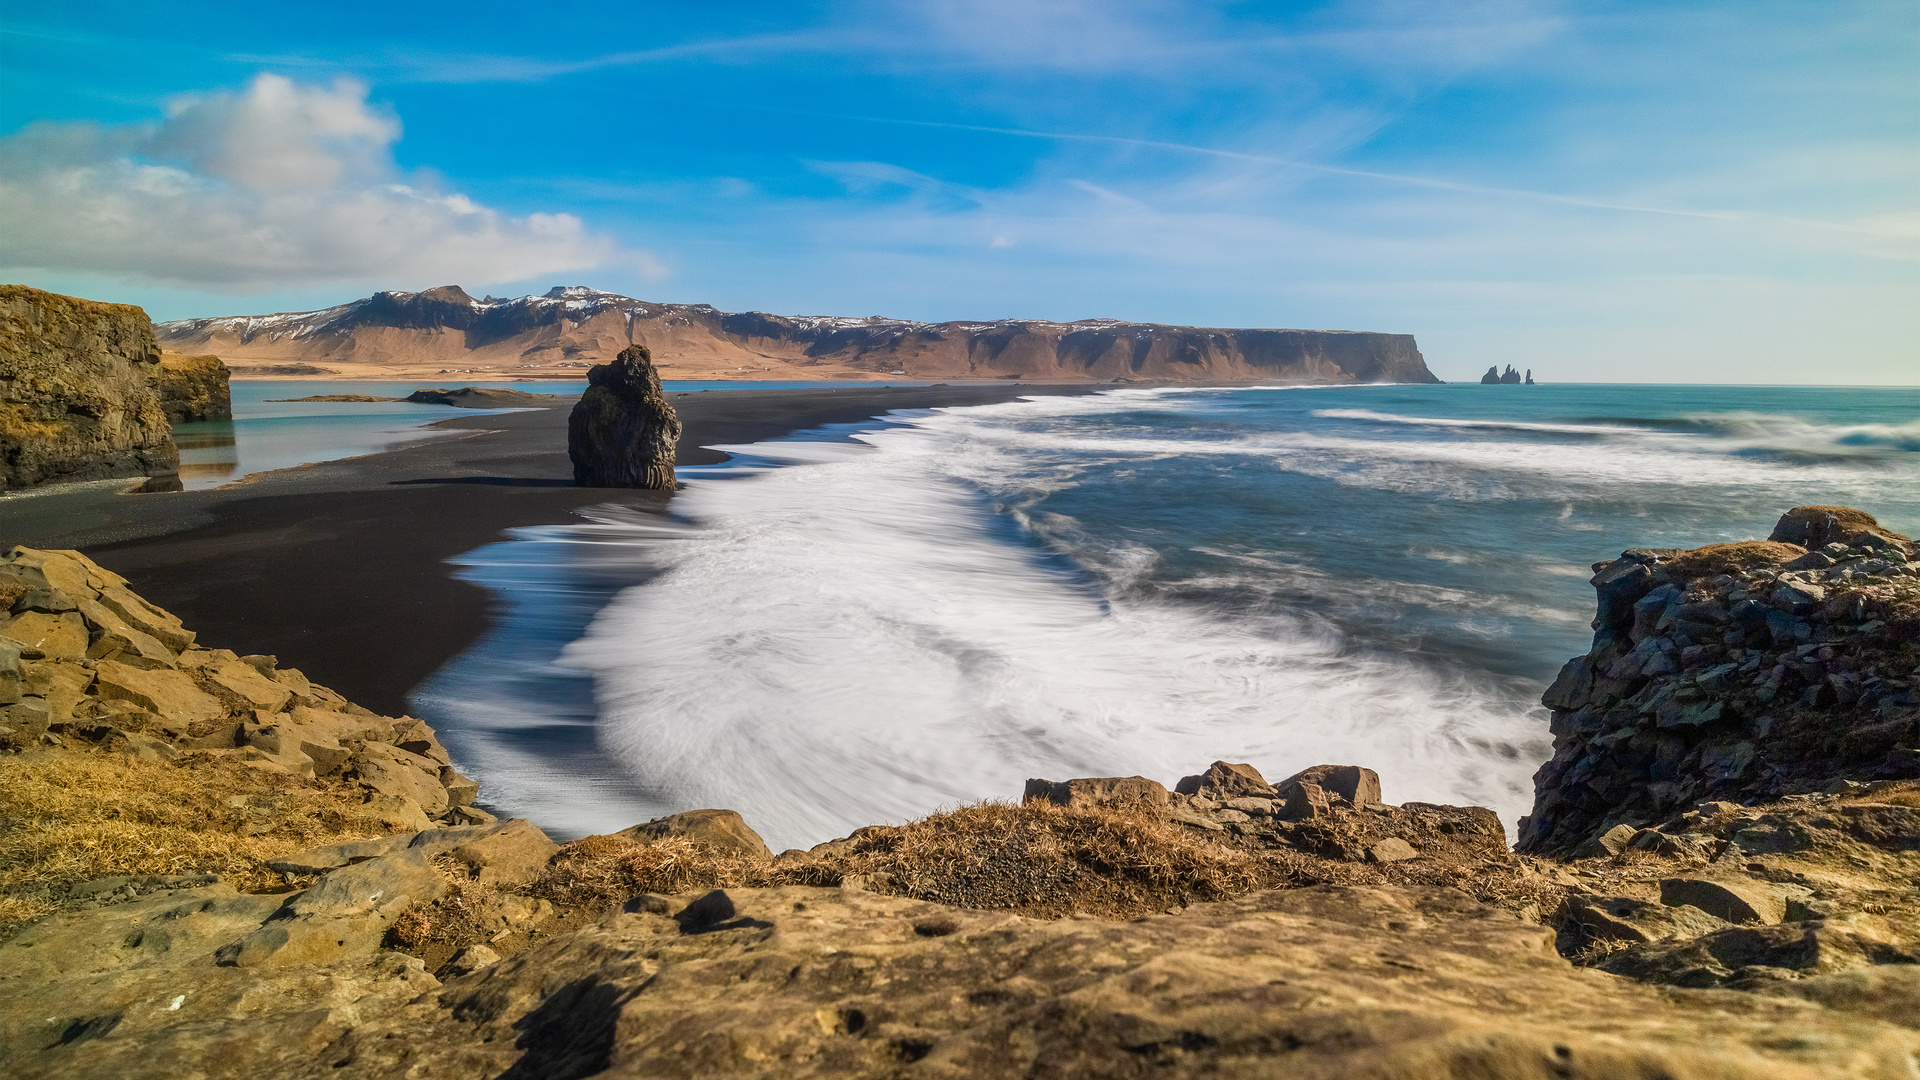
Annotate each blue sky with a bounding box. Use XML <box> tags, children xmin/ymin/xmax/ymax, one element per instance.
<box><xmin>1</xmin><ymin>0</ymin><xmax>1914</xmax><ymax>383</ymax></box>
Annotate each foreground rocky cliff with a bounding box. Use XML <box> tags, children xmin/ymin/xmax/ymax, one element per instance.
<box><xmin>2</xmin><ymin>512</ymin><xmax>1918</xmax><ymax>1077</ymax></box>
<box><xmin>0</xmin><ymin>286</ymin><xmax>179</xmax><ymax>491</ymax></box>
<box><xmin>155</xmin><ymin>285</ymin><xmax>1441</xmax><ymax>385</ymax></box>
<box><xmin>1521</xmin><ymin>505</ymin><xmax>1920</xmax><ymax>855</ymax></box>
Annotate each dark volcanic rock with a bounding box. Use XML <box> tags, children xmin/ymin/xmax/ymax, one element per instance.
<box><xmin>567</xmin><ymin>345</ymin><xmax>681</xmax><ymax>489</ymax></box>
<box><xmin>0</xmin><ymin>285</ymin><xmax>179</xmax><ymax>490</ymax></box>
<box><xmin>404</xmin><ymin>386</ymin><xmax>566</xmax><ymax>408</ymax></box>
<box><xmin>1517</xmin><ymin>506</ymin><xmax>1920</xmax><ymax>856</ymax></box>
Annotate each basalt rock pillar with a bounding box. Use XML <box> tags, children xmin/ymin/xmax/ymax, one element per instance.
<box><xmin>568</xmin><ymin>345</ymin><xmax>681</xmax><ymax>489</ymax></box>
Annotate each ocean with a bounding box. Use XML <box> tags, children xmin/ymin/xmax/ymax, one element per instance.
<box><xmin>410</xmin><ymin>383</ymin><xmax>1920</xmax><ymax>849</ymax></box>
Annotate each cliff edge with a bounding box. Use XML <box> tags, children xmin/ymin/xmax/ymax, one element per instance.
<box><xmin>0</xmin><ymin>286</ymin><xmax>179</xmax><ymax>491</ymax></box>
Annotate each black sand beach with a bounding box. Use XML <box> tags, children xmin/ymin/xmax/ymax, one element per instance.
<box><xmin>0</xmin><ymin>384</ymin><xmax>1100</xmax><ymax>716</ymax></box>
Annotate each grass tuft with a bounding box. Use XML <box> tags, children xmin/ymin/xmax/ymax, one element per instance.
<box><xmin>1664</xmin><ymin>541</ymin><xmax>1805</xmax><ymax>579</ymax></box>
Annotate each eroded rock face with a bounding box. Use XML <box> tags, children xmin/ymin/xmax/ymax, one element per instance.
<box><xmin>152</xmin><ymin>354</ymin><xmax>231</xmax><ymax>424</ymax></box>
<box><xmin>0</xmin><ymin>285</ymin><xmax>178</xmax><ymax>490</ymax></box>
<box><xmin>568</xmin><ymin>344</ymin><xmax>681</xmax><ymax>489</ymax></box>
<box><xmin>1519</xmin><ymin>506</ymin><xmax>1920</xmax><ymax>856</ymax></box>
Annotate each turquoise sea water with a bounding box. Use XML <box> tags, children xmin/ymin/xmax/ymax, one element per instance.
<box><xmin>413</xmin><ymin>384</ymin><xmax>1920</xmax><ymax>845</ymax></box>
<box><xmin>177</xmin><ymin>378</ymin><xmax>926</xmax><ymax>488</ymax></box>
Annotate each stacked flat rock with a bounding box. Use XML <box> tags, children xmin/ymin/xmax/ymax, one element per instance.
<box><xmin>1518</xmin><ymin>505</ymin><xmax>1920</xmax><ymax>855</ymax></box>
<box><xmin>0</xmin><ymin>546</ymin><xmax>482</xmax><ymax>829</ymax></box>
<box><xmin>567</xmin><ymin>344</ymin><xmax>682</xmax><ymax>489</ymax></box>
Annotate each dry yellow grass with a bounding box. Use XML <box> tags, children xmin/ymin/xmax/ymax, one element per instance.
<box><xmin>1840</xmin><ymin>782</ymin><xmax>1920</xmax><ymax>809</ymax></box>
<box><xmin>1664</xmin><ymin>541</ymin><xmax>1806</xmax><ymax>579</ymax></box>
<box><xmin>0</xmin><ymin>750</ymin><xmax>393</xmax><ymax>935</ymax></box>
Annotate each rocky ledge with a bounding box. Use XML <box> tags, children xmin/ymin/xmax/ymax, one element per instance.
<box><xmin>3</xmin><ymin>513</ymin><xmax>1919</xmax><ymax>1077</ymax></box>
<box><xmin>1520</xmin><ymin>505</ymin><xmax>1920</xmax><ymax>855</ymax></box>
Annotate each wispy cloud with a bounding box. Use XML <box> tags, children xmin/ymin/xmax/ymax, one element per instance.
<box><xmin>771</xmin><ymin>110</ymin><xmax>1920</xmax><ymax>245</ymax></box>
<box><xmin>228</xmin><ymin>30</ymin><xmax>859</xmax><ymax>85</ymax></box>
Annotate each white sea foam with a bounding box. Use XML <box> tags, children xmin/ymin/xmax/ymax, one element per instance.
<box><xmin>564</xmin><ymin>403</ymin><xmax>1553</xmax><ymax>851</ymax></box>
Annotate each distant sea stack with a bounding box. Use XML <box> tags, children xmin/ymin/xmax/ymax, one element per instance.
<box><xmin>0</xmin><ymin>285</ymin><xmax>180</xmax><ymax>491</ymax></box>
<box><xmin>155</xmin><ymin>285</ymin><xmax>1442</xmax><ymax>385</ymax></box>
<box><xmin>1480</xmin><ymin>365</ymin><xmax>1534</xmax><ymax>385</ymax></box>
<box><xmin>568</xmin><ymin>345</ymin><xmax>681</xmax><ymax>489</ymax></box>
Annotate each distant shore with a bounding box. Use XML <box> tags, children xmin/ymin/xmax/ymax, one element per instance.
<box><xmin>0</xmin><ymin>382</ymin><xmax>1105</xmax><ymax>716</ymax></box>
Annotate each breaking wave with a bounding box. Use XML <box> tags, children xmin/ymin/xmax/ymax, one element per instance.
<box><xmin>565</xmin><ymin>415</ymin><xmax>1550</xmax><ymax>851</ymax></box>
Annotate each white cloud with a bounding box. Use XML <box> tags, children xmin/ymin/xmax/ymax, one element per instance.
<box><xmin>0</xmin><ymin>74</ymin><xmax>623</xmax><ymax>291</ymax></box>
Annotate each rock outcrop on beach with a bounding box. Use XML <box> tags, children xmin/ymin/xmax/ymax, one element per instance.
<box><xmin>4</xmin><ymin>512</ymin><xmax>1920</xmax><ymax>1077</ymax></box>
<box><xmin>151</xmin><ymin>353</ymin><xmax>231</xmax><ymax>424</ymax></box>
<box><xmin>568</xmin><ymin>345</ymin><xmax>681</xmax><ymax>489</ymax></box>
<box><xmin>0</xmin><ymin>286</ymin><xmax>179</xmax><ymax>491</ymax></box>
<box><xmin>1519</xmin><ymin>505</ymin><xmax>1920</xmax><ymax>857</ymax></box>
<box><xmin>404</xmin><ymin>386</ymin><xmax>568</xmax><ymax>408</ymax></box>
<box><xmin>153</xmin><ymin>285</ymin><xmax>1442</xmax><ymax>385</ymax></box>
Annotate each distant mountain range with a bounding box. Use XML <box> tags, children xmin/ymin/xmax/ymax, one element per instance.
<box><xmin>156</xmin><ymin>285</ymin><xmax>1440</xmax><ymax>384</ymax></box>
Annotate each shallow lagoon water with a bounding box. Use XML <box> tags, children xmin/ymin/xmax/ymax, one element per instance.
<box><xmin>172</xmin><ymin>380</ymin><xmax>571</xmax><ymax>489</ymax></box>
<box><xmin>176</xmin><ymin>379</ymin><xmax>923</xmax><ymax>488</ymax></box>
<box><xmin>415</xmin><ymin>383</ymin><xmax>1920</xmax><ymax>847</ymax></box>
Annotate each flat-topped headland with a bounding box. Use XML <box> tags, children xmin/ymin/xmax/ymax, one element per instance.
<box><xmin>155</xmin><ymin>284</ymin><xmax>1441</xmax><ymax>385</ymax></box>
<box><xmin>2</xmin><ymin>505</ymin><xmax>1917</xmax><ymax>1077</ymax></box>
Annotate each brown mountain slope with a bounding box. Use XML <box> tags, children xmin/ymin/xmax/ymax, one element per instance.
<box><xmin>155</xmin><ymin>285</ymin><xmax>1440</xmax><ymax>383</ymax></box>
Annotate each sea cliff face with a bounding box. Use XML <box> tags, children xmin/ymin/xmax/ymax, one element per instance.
<box><xmin>2</xmin><ymin>514</ymin><xmax>1918</xmax><ymax>1077</ymax></box>
<box><xmin>0</xmin><ymin>286</ymin><xmax>179</xmax><ymax>491</ymax></box>
<box><xmin>155</xmin><ymin>285</ymin><xmax>1440</xmax><ymax>384</ymax></box>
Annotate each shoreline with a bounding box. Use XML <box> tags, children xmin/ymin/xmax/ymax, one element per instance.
<box><xmin>0</xmin><ymin>383</ymin><xmax>1106</xmax><ymax>716</ymax></box>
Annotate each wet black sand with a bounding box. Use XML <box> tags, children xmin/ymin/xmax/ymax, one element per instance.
<box><xmin>0</xmin><ymin>384</ymin><xmax>1100</xmax><ymax>715</ymax></box>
